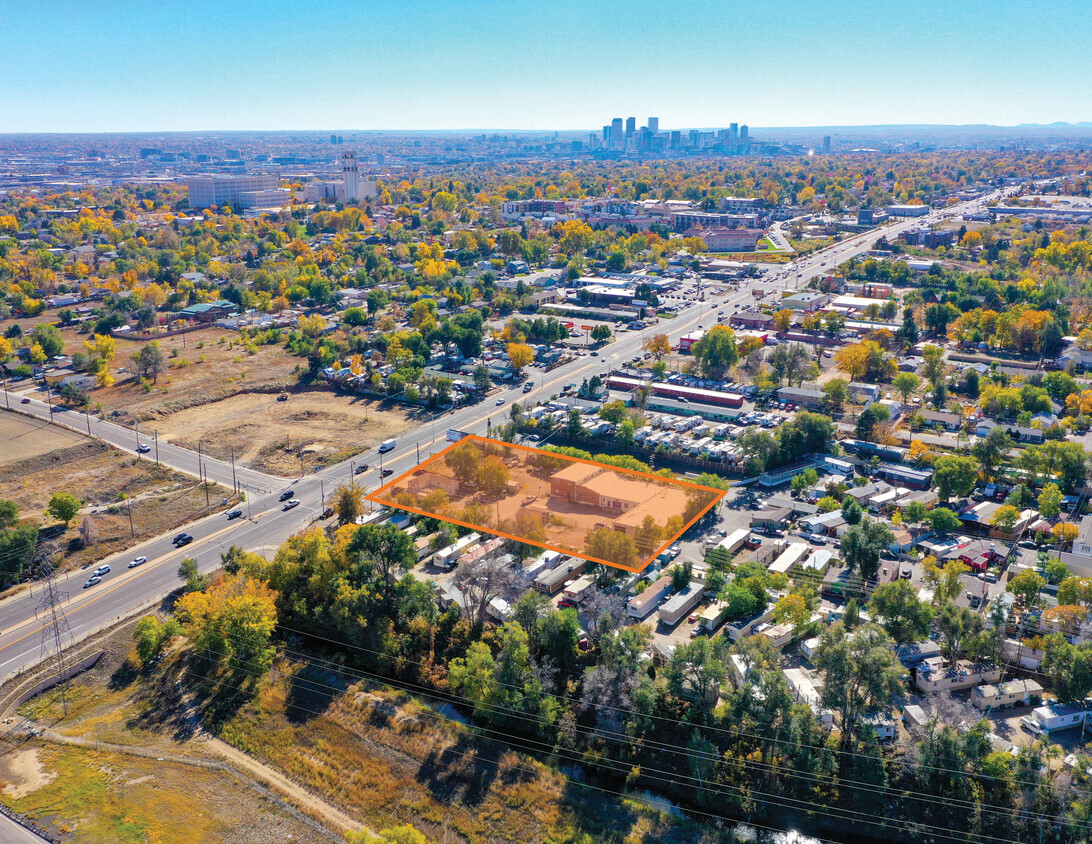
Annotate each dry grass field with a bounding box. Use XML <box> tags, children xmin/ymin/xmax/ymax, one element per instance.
<box><xmin>0</xmin><ymin>411</ymin><xmax>234</xmax><ymax>573</ymax></box>
<box><xmin>0</xmin><ymin>742</ymin><xmax>316</xmax><ymax>843</ymax></box>
<box><xmin>53</xmin><ymin>325</ymin><xmax>299</xmax><ymax>422</ymax></box>
<box><xmin>0</xmin><ymin>413</ymin><xmax>89</xmax><ymax>464</ymax></box>
<box><xmin>148</xmin><ymin>391</ymin><xmax>410</xmax><ymax>475</ymax></box>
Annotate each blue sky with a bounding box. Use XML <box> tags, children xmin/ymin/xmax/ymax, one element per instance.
<box><xmin>2</xmin><ymin>0</ymin><xmax>1090</xmax><ymax>132</ymax></box>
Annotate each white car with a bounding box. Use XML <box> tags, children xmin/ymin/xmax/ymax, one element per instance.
<box><xmin>128</xmin><ymin>556</ymin><xmax>148</xmax><ymax>568</ymax></box>
<box><xmin>93</xmin><ymin>564</ymin><xmax>111</xmax><ymax>577</ymax></box>
<box><xmin>283</xmin><ymin>499</ymin><xmax>301</xmax><ymax>510</ymax></box>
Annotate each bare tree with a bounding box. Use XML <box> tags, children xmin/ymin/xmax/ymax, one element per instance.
<box><xmin>454</xmin><ymin>553</ymin><xmax>516</xmax><ymax>631</ymax></box>
<box><xmin>581</xmin><ymin>590</ymin><xmax>626</xmax><ymax>646</ymax></box>
<box><xmin>78</xmin><ymin>515</ymin><xmax>98</xmax><ymax>548</ymax></box>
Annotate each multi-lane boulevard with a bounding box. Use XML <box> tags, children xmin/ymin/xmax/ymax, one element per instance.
<box><xmin>0</xmin><ymin>192</ymin><xmax>1001</xmax><ymax>684</ymax></box>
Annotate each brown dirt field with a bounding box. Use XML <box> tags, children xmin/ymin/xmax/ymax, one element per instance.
<box><xmin>0</xmin><ymin>413</ymin><xmax>90</xmax><ymax>465</ymax></box>
<box><xmin>0</xmin><ymin>423</ymin><xmax>236</xmax><ymax>574</ymax></box>
<box><xmin>149</xmin><ymin>391</ymin><xmax>410</xmax><ymax>475</ymax></box>
<box><xmin>55</xmin><ymin>325</ymin><xmax>301</xmax><ymax>423</ymax></box>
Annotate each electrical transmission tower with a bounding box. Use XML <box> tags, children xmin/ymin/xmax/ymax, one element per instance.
<box><xmin>35</xmin><ymin>548</ymin><xmax>75</xmax><ymax>718</ymax></box>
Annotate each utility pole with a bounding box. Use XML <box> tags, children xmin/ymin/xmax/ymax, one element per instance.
<box><xmin>320</xmin><ymin>479</ymin><xmax>325</xmax><ymax>512</ymax></box>
<box><xmin>44</xmin><ymin>382</ymin><xmax>54</xmax><ymax>422</ymax></box>
<box><xmin>84</xmin><ymin>406</ymin><xmax>91</xmax><ymax>435</ymax></box>
<box><xmin>126</xmin><ymin>495</ymin><xmax>135</xmax><ymax>538</ymax></box>
<box><xmin>36</xmin><ymin>549</ymin><xmax>75</xmax><ymax>719</ymax></box>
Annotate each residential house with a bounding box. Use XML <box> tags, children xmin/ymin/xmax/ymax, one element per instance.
<box><xmin>844</xmin><ymin>481</ymin><xmax>893</xmax><ymax>506</ymax></box>
<box><xmin>974</xmin><ymin>419</ymin><xmax>1044</xmax><ymax>444</ymax></box>
<box><xmin>971</xmin><ymin>679</ymin><xmax>1043</xmax><ymax>711</ymax></box>
<box><xmin>919</xmin><ymin>409</ymin><xmax>962</xmax><ymax>431</ymax></box>
<box><xmin>848</xmin><ymin>382</ymin><xmax>881</xmax><ymax>403</ymax></box>
<box><xmin>750</xmin><ymin>507</ymin><xmax>792</xmax><ymax>530</ymax></box>
<box><xmin>42</xmin><ymin>369</ymin><xmax>96</xmax><ymax>390</ymax></box>
<box><xmin>1029</xmin><ymin>702</ymin><xmax>1090</xmax><ymax>733</ymax></box>
<box><xmin>915</xmin><ymin>659</ymin><xmax>1001</xmax><ymax>693</ymax></box>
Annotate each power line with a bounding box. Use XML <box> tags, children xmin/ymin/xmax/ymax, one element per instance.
<box><xmin>34</xmin><ymin>548</ymin><xmax>74</xmax><ymax>718</ymax></box>
<box><xmin>185</xmin><ymin>638</ymin><xmax>1037</xmax><ymax>844</ymax></box>
<box><xmin>258</xmin><ymin>632</ymin><xmax>1081</xmax><ymax>835</ymax></box>
<box><xmin>273</xmin><ymin>620</ymin><xmax>1092</xmax><ymax>797</ymax></box>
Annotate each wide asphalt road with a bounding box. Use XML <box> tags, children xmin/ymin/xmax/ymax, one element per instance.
<box><xmin>0</xmin><ymin>189</ymin><xmax>1004</xmax><ymax>685</ymax></box>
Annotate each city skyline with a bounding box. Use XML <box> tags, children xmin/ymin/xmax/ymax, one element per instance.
<box><xmin>3</xmin><ymin>0</ymin><xmax>1091</xmax><ymax>133</ymax></box>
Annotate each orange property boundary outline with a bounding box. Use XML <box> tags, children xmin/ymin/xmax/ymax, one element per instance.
<box><xmin>364</xmin><ymin>434</ymin><xmax>727</xmax><ymax>573</ymax></box>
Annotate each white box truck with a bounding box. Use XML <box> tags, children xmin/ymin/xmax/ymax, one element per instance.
<box><xmin>379</xmin><ymin>439</ymin><xmax>396</xmax><ymax>453</ymax></box>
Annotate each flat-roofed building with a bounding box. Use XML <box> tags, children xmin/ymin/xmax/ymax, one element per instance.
<box><xmin>186</xmin><ymin>175</ymin><xmax>280</xmax><ymax>209</ymax></box>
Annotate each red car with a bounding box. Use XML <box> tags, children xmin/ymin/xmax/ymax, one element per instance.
<box><xmin>557</xmin><ymin>598</ymin><xmax>578</xmax><ymax>610</ymax></box>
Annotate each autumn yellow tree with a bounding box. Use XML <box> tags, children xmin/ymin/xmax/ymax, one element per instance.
<box><xmin>1053</xmin><ymin>523</ymin><xmax>1079</xmax><ymax>547</ymax></box>
<box><xmin>174</xmin><ymin>573</ymin><xmax>278</xmax><ymax>673</ymax></box>
<box><xmin>297</xmin><ymin>314</ymin><xmax>328</xmax><ymax>338</ymax></box>
<box><xmin>555</xmin><ymin>220</ymin><xmax>594</xmax><ymax>256</ymax></box>
<box><xmin>84</xmin><ymin>334</ymin><xmax>117</xmax><ymax>387</ymax></box>
<box><xmin>834</xmin><ymin>342</ymin><xmax>871</xmax><ymax>380</ymax></box>
<box><xmin>642</xmin><ymin>333</ymin><xmax>672</xmax><ymax>360</ymax></box>
<box><xmin>772</xmin><ymin>309</ymin><xmax>793</xmax><ymax>332</ymax></box>
<box><xmin>508</xmin><ymin>342</ymin><xmax>533</xmax><ymax>376</ymax></box>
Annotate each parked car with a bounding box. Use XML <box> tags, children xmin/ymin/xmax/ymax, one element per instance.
<box><xmin>558</xmin><ymin>598</ymin><xmax>578</xmax><ymax>609</ymax></box>
<box><xmin>128</xmin><ymin>556</ymin><xmax>148</xmax><ymax>568</ymax></box>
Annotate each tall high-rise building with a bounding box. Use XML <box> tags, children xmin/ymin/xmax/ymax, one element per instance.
<box><xmin>648</xmin><ymin>117</ymin><xmax>659</xmax><ymax>134</ymax></box>
<box><xmin>822</xmin><ymin>136</ymin><xmax>831</xmax><ymax>154</ymax></box>
<box><xmin>740</xmin><ymin>125</ymin><xmax>749</xmax><ymax>142</ymax></box>
<box><xmin>341</xmin><ymin>151</ymin><xmax>360</xmax><ymax>200</ymax></box>
<box><xmin>603</xmin><ymin>125</ymin><xmax>611</xmax><ymax>143</ymax></box>
<box><xmin>610</xmin><ymin>118</ymin><xmax>623</xmax><ymax>148</ymax></box>
<box><xmin>625</xmin><ymin>116</ymin><xmax>636</xmax><ymax>138</ymax></box>
<box><xmin>729</xmin><ymin>123</ymin><xmax>738</xmax><ymax>140</ymax></box>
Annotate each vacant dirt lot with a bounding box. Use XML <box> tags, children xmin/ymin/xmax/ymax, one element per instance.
<box><xmin>55</xmin><ymin>325</ymin><xmax>301</xmax><ymax>422</ymax></box>
<box><xmin>149</xmin><ymin>391</ymin><xmax>410</xmax><ymax>475</ymax></box>
<box><xmin>0</xmin><ymin>413</ymin><xmax>89</xmax><ymax>464</ymax></box>
<box><xmin>0</xmin><ymin>412</ymin><xmax>235</xmax><ymax>575</ymax></box>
